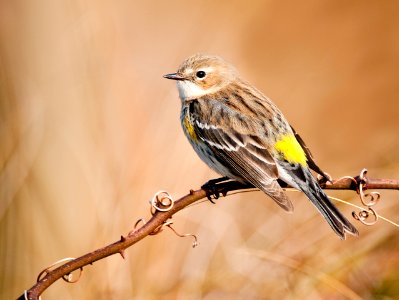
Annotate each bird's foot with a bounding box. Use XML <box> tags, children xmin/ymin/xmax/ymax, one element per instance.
<box><xmin>201</xmin><ymin>176</ymin><xmax>230</xmax><ymax>203</ymax></box>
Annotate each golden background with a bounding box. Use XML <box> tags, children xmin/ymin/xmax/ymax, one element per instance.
<box><xmin>1</xmin><ymin>1</ymin><xmax>398</xmax><ymax>299</ymax></box>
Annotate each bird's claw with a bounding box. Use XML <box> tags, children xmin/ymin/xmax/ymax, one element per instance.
<box><xmin>201</xmin><ymin>177</ymin><xmax>229</xmax><ymax>203</ymax></box>
<box><xmin>201</xmin><ymin>182</ymin><xmax>220</xmax><ymax>203</ymax></box>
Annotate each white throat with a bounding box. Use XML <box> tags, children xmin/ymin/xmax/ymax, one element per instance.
<box><xmin>176</xmin><ymin>80</ymin><xmax>209</xmax><ymax>100</ymax></box>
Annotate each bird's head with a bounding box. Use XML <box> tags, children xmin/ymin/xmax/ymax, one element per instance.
<box><xmin>164</xmin><ymin>54</ymin><xmax>238</xmax><ymax>101</ymax></box>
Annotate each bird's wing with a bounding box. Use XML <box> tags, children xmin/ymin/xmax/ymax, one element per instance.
<box><xmin>192</xmin><ymin>115</ymin><xmax>293</xmax><ymax>212</ymax></box>
<box><xmin>290</xmin><ymin>125</ymin><xmax>331</xmax><ymax>182</ymax></box>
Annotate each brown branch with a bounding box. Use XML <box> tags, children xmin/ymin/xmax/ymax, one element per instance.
<box><xmin>19</xmin><ymin>174</ymin><xmax>399</xmax><ymax>300</ymax></box>
<box><xmin>326</xmin><ymin>177</ymin><xmax>399</xmax><ymax>190</ymax></box>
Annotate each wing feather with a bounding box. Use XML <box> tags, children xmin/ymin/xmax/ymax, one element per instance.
<box><xmin>290</xmin><ymin>125</ymin><xmax>331</xmax><ymax>181</ymax></box>
<box><xmin>194</xmin><ymin>118</ymin><xmax>293</xmax><ymax>211</ymax></box>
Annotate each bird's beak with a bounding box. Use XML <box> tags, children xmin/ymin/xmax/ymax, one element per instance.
<box><xmin>163</xmin><ymin>73</ymin><xmax>185</xmax><ymax>81</ymax></box>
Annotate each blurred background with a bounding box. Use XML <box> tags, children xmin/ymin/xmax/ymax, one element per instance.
<box><xmin>1</xmin><ymin>1</ymin><xmax>399</xmax><ymax>299</ymax></box>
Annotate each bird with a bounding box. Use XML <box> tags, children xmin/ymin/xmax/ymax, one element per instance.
<box><xmin>163</xmin><ymin>53</ymin><xmax>358</xmax><ymax>239</ymax></box>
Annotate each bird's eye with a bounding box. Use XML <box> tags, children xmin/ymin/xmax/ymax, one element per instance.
<box><xmin>196</xmin><ymin>70</ymin><xmax>206</xmax><ymax>79</ymax></box>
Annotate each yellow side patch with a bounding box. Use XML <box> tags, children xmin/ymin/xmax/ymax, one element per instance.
<box><xmin>275</xmin><ymin>134</ymin><xmax>307</xmax><ymax>166</ymax></box>
<box><xmin>183</xmin><ymin>115</ymin><xmax>198</xmax><ymax>142</ymax></box>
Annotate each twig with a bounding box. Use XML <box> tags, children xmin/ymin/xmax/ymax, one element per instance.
<box><xmin>18</xmin><ymin>172</ymin><xmax>399</xmax><ymax>300</ymax></box>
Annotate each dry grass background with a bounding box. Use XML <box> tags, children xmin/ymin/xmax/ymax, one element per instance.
<box><xmin>1</xmin><ymin>1</ymin><xmax>399</xmax><ymax>299</ymax></box>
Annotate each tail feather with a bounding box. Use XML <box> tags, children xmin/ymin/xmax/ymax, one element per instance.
<box><xmin>280</xmin><ymin>163</ymin><xmax>358</xmax><ymax>239</ymax></box>
<box><xmin>305</xmin><ymin>182</ymin><xmax>359</xmax><ymax>239</ymax></box>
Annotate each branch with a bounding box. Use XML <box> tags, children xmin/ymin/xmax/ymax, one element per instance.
<box><xmin>19</xmin><ymin>170</ymin><xmax>399</xmax><ymax>300</ymax></box>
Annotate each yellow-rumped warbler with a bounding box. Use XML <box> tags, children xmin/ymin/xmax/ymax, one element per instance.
<box><xmin>164</xmin><ymin>53</ymin><xmax>358</xmax><ymax>239</ymax></box>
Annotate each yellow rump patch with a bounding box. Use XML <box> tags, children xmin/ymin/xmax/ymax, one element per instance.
<box><xmin>274</xmin><ymin>134</ymin><xmax>307</xmax><ymax>166</ymax></box>
<box><xmin>183</xmin><ymin>115</ymin><xmax>198</xmax><ymax>142</ymax></box>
